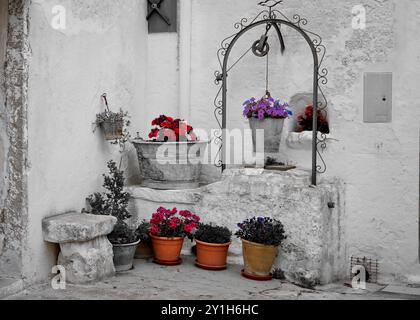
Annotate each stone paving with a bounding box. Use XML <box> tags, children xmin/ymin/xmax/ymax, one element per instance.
<box><xmin>3</xmin><ymin>256</ymin><xmax>420</xmax><ymax>300</ymax></box>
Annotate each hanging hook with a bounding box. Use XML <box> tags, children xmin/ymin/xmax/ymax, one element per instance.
<box><xmin>272</xmin><ymin>23</ymin><xmax>286</xmax><ymax>54</ymax></box>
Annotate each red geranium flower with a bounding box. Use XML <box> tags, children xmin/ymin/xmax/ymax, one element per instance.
<box><xmin>149</xmin><ymin>207</ymin><xmax>200</xmax><ymax>238</ymax></box>
<box><xmin>147</xmin><ymin>115</ymin><xmax>197</xmax><ymax>142</ymax></box>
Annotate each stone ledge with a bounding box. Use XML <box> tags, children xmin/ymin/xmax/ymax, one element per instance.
<box><xmin>42</xmin><ymin>212</ymin><xmax>117</xmax><ymax>244</ymax></box>
<box><xmin>129</xmin><ymin>168</ymin><xmax>346</xmax><ymax>287</ymax></box>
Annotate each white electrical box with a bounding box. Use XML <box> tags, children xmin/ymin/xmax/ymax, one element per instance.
<box><xmin>363</xmin><ymin>72</ymin><xmax>393</xmax><ymax>123</ymax></box>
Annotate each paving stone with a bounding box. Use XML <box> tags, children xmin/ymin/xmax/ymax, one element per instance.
<box><xmin>381</xmin><ymin>284</ymin><xmax>420</xmax><ymax>296</ymax></box>
<box><xmin>3</xmin><ymin>256</ymin><xmax>415</xmax><ymax>300</ymax></box>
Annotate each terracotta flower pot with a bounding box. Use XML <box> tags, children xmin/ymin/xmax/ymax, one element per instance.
<box><xmin>241</xmin><ymin>239</ymin><xmax>279</xmax><ymax>280</ymax></box>
<box><xmin>151</xmin><ymin>234</ymin><xmax>184</xmax><ymax>265</ymax></box>
<box><xmin>134</xmin><ymin>242</ymin><xmax>154</xmax><ymax>260</ymax></box>
<box><xmin>195</xmin><ymin>240</ymin><xmax>231</xmax><ymax>271</ymax></box>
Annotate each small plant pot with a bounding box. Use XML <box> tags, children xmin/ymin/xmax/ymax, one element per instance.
<box><xmin>101</xmin><ymin>119</ymin><xmax>124</xmax><ymax>140</ymax></box>
<box><xmin>112</xmin><ymin>240</ymin><xmax>140</xmax><ymax>272</ymax></box>
<box><xmin>241</xmin><ymin>239</ymin><xmax>279</xmax><ymax>281</ymax></box>
<box><xmin>151</xmin><ymin>235</ymin><xmax>184</xmax><ymax>265</ymax></box>
<box><xmin>135</xmin><ymin>242</ymin><xmax>154</xmax><ymax>260</ymax></box>
<box><xmin>195</xmin><ymin>240</ymin><xmax>231</xmax><ymax>271</ymax></box>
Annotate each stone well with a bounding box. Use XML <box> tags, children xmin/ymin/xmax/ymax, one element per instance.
<box><xmin>128</xmin><ymin>168</ymin><xmax>346</xmax><ymax>287</ymax></box>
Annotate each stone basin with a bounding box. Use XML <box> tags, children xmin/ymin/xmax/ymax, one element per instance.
<box><xmin>132</xmin><ymin>139</ymin><xmax>209</xmax><ymax>190</ymax></box>
<box><xmin>127</xmin><ymin>168</ymin><xmax>346</xmax><ymax>287</ymax></box>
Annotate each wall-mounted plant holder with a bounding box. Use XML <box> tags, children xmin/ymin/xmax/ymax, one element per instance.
<box><xmin>95</xmin><ymin>94</ymin><xmax>130</xmax><ymax>143</ymax></box>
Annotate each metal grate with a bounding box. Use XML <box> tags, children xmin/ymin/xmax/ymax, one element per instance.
<box><xmin>350</xmin><ymin>256</ymin><xmax>379</xmax><ymax>284</ymax></box>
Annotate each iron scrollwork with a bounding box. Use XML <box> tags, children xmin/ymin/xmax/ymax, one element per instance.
<box><xmin>213</xmin><ymin>0</ymin><xmax>329</xmax><ymax>184</ymax></box>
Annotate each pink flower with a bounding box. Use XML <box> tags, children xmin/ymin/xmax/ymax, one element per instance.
<box><xmin>169</xmin><ymin>217</ymin><xmax>180</xmax><ymax>229</ymax></box>
<box><xmin>184</xmin><ymin>222</ymin><xmax>198</xmax><ymax>233</ymax></box>
<box><xmin>150</xmin><ymin>225</ymin><xmax>160</xmax><ymax>235</ymax></box>
<box><xmin>179</xmin><ymin>210</ymin><xmax>192</xmax><ymax>218</ymax></box>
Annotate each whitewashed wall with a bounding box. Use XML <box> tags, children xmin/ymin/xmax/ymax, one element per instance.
<box><xmin>25</xmin><ymin>0</ymin><xmax>149</xmax><ymax>283</ymax></box>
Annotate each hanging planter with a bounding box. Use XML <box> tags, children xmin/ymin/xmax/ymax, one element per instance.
<box><xmin>149</xmin><ymin>207</ymin><xmax>200</xmax><ymax>265</ymax></box>
<box><xmin>243</xmin><ymin>94</ymin><xmax>293</xmax><ymax>154</ymax></box>
<box><xmin>236</xmin><ymin>217</ymin><xmax>287</xmax><ymax>281</ymax></box>
<box><xmin>132</xmin><ymin>115</ymin><xmax>208</xmax><ymax>190</ymax></box>
<box><xmin>194</xmin><ymin>224</ymin><xmax>232</xmax><ymax>271</ymax></box>
<box><xmin>95</xmin><ymin>93</ymin><xmax>130</xmax><ymax>141</ymax></box>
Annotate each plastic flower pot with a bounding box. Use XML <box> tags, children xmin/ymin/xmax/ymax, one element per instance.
<box><xmin>150</xmin><ymin>235</ymin><xmax>185</xmax><ymax>265</ymax></box>
<box><xmin>131</xmin><ymin>140</ymin><xmax>208</xmax><ymax>190</ymax></box>
<box><xmin>249</xmin><ymin>118</ymin><xmax>285</xmax><ymax>153</ymax></box>
<box><xmin>101</xmin><ymin>119</ymin><xmax>124</xmax><ymax>140</ymax></box>
<box><xmin>241</xmin><ymin>239</ymin><xmax>279</xmax><ymax>281</ymax></box>
<box><xmin>112</xmin><ymin>240</ymin><xmax>140</xmax><ymax>272</ymax></box>
<box><xmin>195</xmin><ymin>240</ymin><xmax>231</xmax><ymax>271</ymax></box>
<box><xmin>134</xmin><ymin>242</ymin><xmax>154</xmax><ymax>260</ymax></box>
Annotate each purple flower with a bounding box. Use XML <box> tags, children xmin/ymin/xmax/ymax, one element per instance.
<box><xmin>242</xmin><ymin>96</ymin><xmax>292</xmax><ymax>120</ymax></box>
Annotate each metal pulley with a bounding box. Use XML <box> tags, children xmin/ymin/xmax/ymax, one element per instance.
<box><xmin>252</xmin><ymin>35</ymin><xmax>270</xmax><ymax>57</ymax></box>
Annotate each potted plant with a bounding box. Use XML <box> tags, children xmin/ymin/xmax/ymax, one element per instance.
<box><xmin>243</xmin><ymin>94</ymin><xmax>292</xmax><ymax>153</ymax></box>
<box><xmin>132</xmin><ymin>115</ymin><xmax>208</xmax><ymax>190</ymax></box>
<box><xmin>194</xmin><ymin>223</ymin><xmax>232</xmax><ymax>271</ymax></box>
<box><xmin>134</xmin><ymin>220</ymin><xmax>154</xmax><ymax>259</ymax></box>
<box><xmin>296</xmin><ymin>105</ymin><xmax>330</xmax><ymax>134</ymax></box>
<box><xmin>149</xmin><ymin>207</ymin><xmax>200</xmax><ymax>265</ymax></box>
<box><xmin>84</xmin><ymin>160</ymin><xmax>140</xmax><ymax>272</ymax></box>
<box><xmin>236</xmin><ymin>217</ymin><xmax>287</xmax><ymax>281</ymax></box>
<box><xmin>95</xmin><ymin>93</ymin><xmax>130</xmax><ymax>141</ymax></box>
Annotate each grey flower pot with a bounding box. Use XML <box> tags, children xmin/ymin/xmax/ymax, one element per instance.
<box><xmin>112</xmin><ymin>240</ymin><xmax>140</xmax><ymax>272</ymax></box>
<box><xmin>132</xmin><ymin>140</ymin><xmax>209</xmax><ymax>190</ymax></box>
<box><xmin>249</xmin><ymin>118</ymin><xmax>285</xmax><ymax>153</ymax></box>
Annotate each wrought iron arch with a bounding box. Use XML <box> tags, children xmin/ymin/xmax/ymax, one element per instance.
<box><xmin>213</xmin><ymin>2</ymin><xmax>328</xmax><ymax>186</ymax></box>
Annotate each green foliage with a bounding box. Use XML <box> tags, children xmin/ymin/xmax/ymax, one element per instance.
<box><xmin>85</xmin><ymin>160</ymin><xmax>138</xmax><ymax>244</ymax></box>
<box><xmin>235</xmin><ymin>217</ymin><xmax>287</xmax><ymax>246</ymax></box>
<box><xmin>135</xmin><ymin>220</ymin><xmax>151</xmax><ymax>244</ymax></box>
<box><xmin>194</xmin><ymin>223</ymin><xmax>232</xmax><ymax>244</ymax></box>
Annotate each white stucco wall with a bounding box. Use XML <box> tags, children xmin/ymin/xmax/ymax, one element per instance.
<box><xmin>186</xmin><ymin>0</ymin><xmax>420</xmax><ymax>283</ymax></box>
<box><xmin>24</xmin><ymin>0</ymin><xmax>148</xmax><ymax>283</ymax></box>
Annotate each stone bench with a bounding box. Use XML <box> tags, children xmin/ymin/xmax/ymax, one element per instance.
<box><xmin>42</xmin><ymin>212</ymin><xmax>117</xmax><ymax>284</ymax></box>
